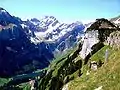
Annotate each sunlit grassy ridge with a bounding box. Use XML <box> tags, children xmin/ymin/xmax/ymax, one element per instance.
<box><xmin>68</xmin><ymin>46</ymin><xmax>120</xmax><ymax>90</ymax></box>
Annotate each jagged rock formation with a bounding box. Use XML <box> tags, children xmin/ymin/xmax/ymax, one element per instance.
<box><xmin>80</xmin><ymin>18</ymin><xmax>118</xmax><ymax>59</ymax></box>
<box><xmin>87</xmin><ymin>18</ymin><xmax>117</xmax><ymax>42</ymax></box>
<box><xmin>23</xmin><ymin>16</ymin><xmax>85</xmax><ymax>53</ymax></box>
<box><xmin>107</xmin><ymin>31</ymin><xmax>120</xmax><ymax>49</ymax></box>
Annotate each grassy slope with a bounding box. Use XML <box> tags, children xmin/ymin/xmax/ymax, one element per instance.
<box><xmin>49</xmin><ymin>47</ymin><xmax>78</xmax><ymax>76</ymax></box>
<box><xmin>0</xmin><ymin>47</ymin><xmax>77</xmax><ymax>89</ymax></box>
<box><xmin>68</xmin><ymin>46</ymin><xmax>120</xmax><ymax>90</ymax></box>
<box><xmin>37</xmin><ymin>44</ymin><xmax>82</xmax><ymax>90</ymax></box>
<box><xmin>1</xmin><ymin>45</ymin><xmax>120</xmax><ymax>90</ymax></box>
<box><xmin>0</xmin><ymin>78</ymin><xmax>10</xmax><ymax>87</ymax></box>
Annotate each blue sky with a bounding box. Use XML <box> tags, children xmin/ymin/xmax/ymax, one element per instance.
<box><xmin>0</xmin><ymin>0</ymin><xmax>120</xmax><ymax>23</ymax></box>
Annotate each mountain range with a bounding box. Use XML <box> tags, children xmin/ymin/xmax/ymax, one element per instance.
<box><xmin>0</xmin><ymin>7</ymin><xmax>120</xmax><ymax>90</ymax></box>
<box><xmin>0</xmin><ymin>7</ymin><xmax>85</xmax><ymax>76</ymax></box>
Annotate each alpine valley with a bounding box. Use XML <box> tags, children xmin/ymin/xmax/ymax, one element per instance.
<box><xmin>0</xmin><ymin>7</ymin><xmax>85</xmax><ymax>77</ymax></box>
<box><xmin>0</xmin><ymin>7</ymin><xmax>120</xmax><ymax>90</ymax></box>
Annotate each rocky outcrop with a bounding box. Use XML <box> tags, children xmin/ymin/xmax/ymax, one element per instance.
<box><xmin>106</xmin><ymin>31</ymin><xmax>120</xmax><ymax>49</ymax></box>
<box><xmin>80</xmin><ymin>30</ymin><xmax>99</xmax><ymax>59</ymax></box>
<box><xmin>62</xmin><ymin>84</ymin><xmax>69</xmax><ymax>90</ymax></box>
<box><xmin>80</xmin><ymin>18</ymin><xmax>118</xmax><ymax>59</ymax></box>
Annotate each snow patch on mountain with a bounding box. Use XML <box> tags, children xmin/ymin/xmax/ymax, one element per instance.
<box><xmin>25</xmin><ymin>16</ymin><xmax>85</xmax><ymax>42</ymax></box>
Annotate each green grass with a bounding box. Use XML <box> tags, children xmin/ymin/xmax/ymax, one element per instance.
<box><xmin>52</xmin><ymin>58</ymin><xmax>68</xmax><ymax>77</ymax></box>
<box><xmin>68</xmin><ymin>46</ymin><xmax>120</xmax><ymax>90</ymax></box>
<box><xmin>19</xmin><ymin>82</ymin><xmax>31</xmax><ymax>90</ymax></box>
<box><xmin>49</xmin><ymin>46</ymin><xmax>78</xmax><ymax>71</ymax></box>
<box><xmin>0</xmin><ymin>78</ymin><xmax>10</xmax><ymax>87</ymax></box>
<box><xmin>51</xmin><ymin>46</ymin><xmax>81</xmax><ymax>77</ymax></box>
<box><xmin>0</xmin><ymin>47</ymin><xmax>76</xmax><ymax>89</ymax></box>
<box><xmin>90</xmin><ymin>45</ymin><xmax>111</xmax><ymax>62</ymax></box>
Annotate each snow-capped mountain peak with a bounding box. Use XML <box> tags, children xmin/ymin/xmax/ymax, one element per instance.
<box><xmin>39</xmin><ymin>16</ymin><xmax>60</xmax><ymax>28</ymax></box>
<box><xmin>22</xmin><ymin>16</ymin><xmax>85</xmax><ymax>43</ymax></box>
<box><xmin>42</xmin><ymin>16</ymin><xmax>57</xmax><ymax>21</ymax></box>
<box><xmin>27</xmin><ymin>16</ymin><xmax>85</xmax><ymax>42</ymax></box>
<box><xmin>0</xmin><ymin>7</ymin><xmax>21</xmax><ymax>26</ymax></box>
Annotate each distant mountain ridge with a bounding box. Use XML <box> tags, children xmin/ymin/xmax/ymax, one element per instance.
<box><xmin>22</xmin><ymin>16</ymin><xmax>85</xmax><ymax>53</ymax></box>
<box><xmin>23</xmin><ymin>16</ymin><xmax>84</xmax><ymax>41</ymax></box>
<box><xmin>0</xmin><ymin>7</ymin><xmax>85</xmax><ymax>76</ymax></box>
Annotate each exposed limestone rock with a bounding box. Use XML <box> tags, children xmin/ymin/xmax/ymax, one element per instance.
<box><xmin>62</xmin><ymin>84</ymin><xmax>68</xmax><ymax>90</ymax></box>
<box><xmin>80</xmin><ymin>18</ymin><xmax>118</xmax><ymax>60</ymax></box>
<box><xmin>80</xmin><ymin>30</ymin><xmax>99</xmax><ymax>59</ymax></box>
<box><xmin>107</xmin><ymin>31</ymin><xmax>120</xmax><ymax>50</ymax></box>
<box><xmin>90</xmin><ymin>61</ymin><xmax>98</xmax><ymax>71</ymax></box>
<box><xmin>86</xmin><ymin>70</ymin><xmax>90</xmax><ymax>75</ymax></box>
<box><xmin>94</xmin><ymin>86</ymin><xmax>103</xmax><ymax>90</ymax></box>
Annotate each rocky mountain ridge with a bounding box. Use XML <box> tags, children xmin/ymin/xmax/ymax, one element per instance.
<box><xmin>22</xmin><ymin>16</ymin><xmax>85</xmax><ymax>53</ymax></box>
<box><xmin>0</xmin><ymin>7</ymin><xmax>85</xmax><ymax>76</ymax></box>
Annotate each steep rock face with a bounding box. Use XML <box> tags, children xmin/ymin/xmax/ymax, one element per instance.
<box><xmin>80</xmin><ymin>30</ymin><xmax>99</xmax><ymax>59</ymax></box>
<box><xmin>107</xmin><ymin>31</ymin><xmax>120</xmax><ymax>49</ymax></box>
<box><xmin>80</xmin><ymin>18</ymin><xmax>118</xmax><ymax>59</ymax></box>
